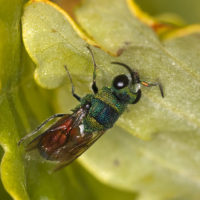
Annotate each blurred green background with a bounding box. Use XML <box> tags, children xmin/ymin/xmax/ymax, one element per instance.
<box><xmin>135</xmin><ymin>0</ymin><xmax>200</xmax><ymax>24</ymax></box>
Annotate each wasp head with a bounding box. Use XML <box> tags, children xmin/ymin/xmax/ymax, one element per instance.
<box><xmin>111</xmin><ymin>62</ymin><xmax>141</xmax><ymax>104</ymax></box>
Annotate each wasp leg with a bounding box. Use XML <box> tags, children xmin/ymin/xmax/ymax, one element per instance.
<box><xmin>132</xmin><ymin>89</ymin><xmax>141</xmax><ymax>104</ymax></box>
<box><xmin>87</xmin><ymin>46</ymin><xmax>98</xmax><ymax>94</ymax></box>
<box><xmin>64</xmin><ymin>65</ymin><xmax>81</xmax><ymax>101</ymax></box>
<box><xmin>18</xmin><ymin>113</ymin><xmax>66</xmax><ymax>146</ymax></box>
<box><xmin>141</xmin><ymin>80</ymin><xmax>164</xmax><ymax>98</ymax></box>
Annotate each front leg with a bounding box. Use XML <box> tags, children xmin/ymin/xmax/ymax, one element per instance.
<box><xmin>87</xmin><ymin>46</ymin><xmax>99</xmax><ymax>94</ymax></box>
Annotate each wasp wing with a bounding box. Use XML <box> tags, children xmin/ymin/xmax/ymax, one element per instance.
<box><xmin>25</xmin><ymin>108</ymin><xmax>104</xmax><ymax>170</ymax></box>
<box><xmin>25</xmin><ymin>114</ymin><xmax>71</xmax><ymax>152</ymax></box>
<box><xmin>52</xmin><ymin>129</ymin><xmax>104</xmax><ymax>171</ymax></box>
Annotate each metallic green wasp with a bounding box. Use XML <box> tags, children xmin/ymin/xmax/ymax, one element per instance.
<box><xmin>18</xmin><ymin>47</ymin><xmax>164</xmax><ymax>170</ymax></box>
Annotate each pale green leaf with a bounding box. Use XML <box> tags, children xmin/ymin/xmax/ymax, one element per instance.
<box><xmin>0</xmin><ymin>0</ymin><xmax>136</xmax><ymax>199</ymax></box>
<box><xmin>10</xmin><ymin>0</ymin><xmax>200</xmax><ymax>199</ymax></box>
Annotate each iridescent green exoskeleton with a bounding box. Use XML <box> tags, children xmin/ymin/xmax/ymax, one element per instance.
<box><xmin>18</xmin><ymin>46</ymin><xmax>164</xmax><ymax>171</ymax></box>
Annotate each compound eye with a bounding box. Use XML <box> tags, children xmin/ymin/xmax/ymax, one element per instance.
<box><xmin>113</xmin><ymin>74</ymin><xmax>129</xmax><ymax>89</ymax></box>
